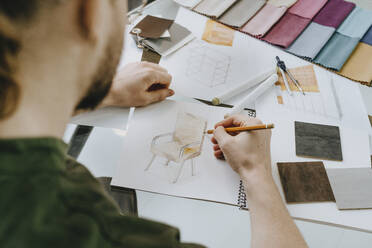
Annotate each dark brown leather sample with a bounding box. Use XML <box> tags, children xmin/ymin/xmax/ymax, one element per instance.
<box><xmin>277</xmin><ymin>161</ymin><xmax>335</xmax><ymax>203</ymax></box>
<box><xmin>131</xmin><ymin>15</ymin><xmax>173</xmax><ymax>39</ymax></box>
<box><xmin>295</xmin><ymin>121</ymin><xmax>343</xmax><ymax>161</ymax></box>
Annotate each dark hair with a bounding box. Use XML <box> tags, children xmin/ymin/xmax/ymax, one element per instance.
<box><xmin>0</xmin><ymin>0</ymin><xmax>39</xmax><ymax>119</ymax></box>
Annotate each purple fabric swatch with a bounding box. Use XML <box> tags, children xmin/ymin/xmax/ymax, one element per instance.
<box><xmin>361</xmin><ymin>25</ymin><xmax>372</xmax><ymax>46</ymax></box>
<box><xmin>263</xmin><ymin>13</ymin><xmax>310</xmax><ymax>48</ymax></box>
<box><xmin>314</xmin><ymin>0</ymin><xmax>355</xmax><ymax>28</ymax></box>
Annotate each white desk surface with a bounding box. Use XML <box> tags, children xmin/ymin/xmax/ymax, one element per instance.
<box><xmin>66</xmin><ymin>0</ymin><xmax>372</xmax><ymax>246</ymax></box>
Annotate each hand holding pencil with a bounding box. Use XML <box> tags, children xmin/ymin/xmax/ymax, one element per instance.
<box><xmin>211</xmin><ymin>115</ymin><xmax>272</xmax><ymax>178</ymax></box>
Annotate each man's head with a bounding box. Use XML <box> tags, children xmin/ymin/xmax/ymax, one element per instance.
<box><xmin>0</xmin><ymin>0</ymin><xmax>127</xmax><ymax>120</ymax></box>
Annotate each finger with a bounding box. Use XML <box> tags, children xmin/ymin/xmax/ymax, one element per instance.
<box><xmin>143</xmin><ymin>70</ymin><xmax>172</xmax><ymax>87</ymax></box>
<box><xmin>213</xmin><ymin>126</ymin><xmax>231</xmax><ymax>147</ymax></box>
<box><xmin>211</xmin><ymin>136</ymin><xmax>218</xmax><ymax>144</ymax></box>
<box><xmin>141</xmin><ymin>62</ymin><xmax>168</xmax><ymax>73</ymax></box>
<box><xmin>214</xmin><ymin>150</ymin><xmax>225</xmax><ymax>160</ymax></box>
<box><xmin>214</xmin><ymin>115</ymin><xmax>262</xmax><ymax>129</ymax></box>
<box><xmin>213</xmin><ymin>144</ymin><xmax>220</xmax><ymax>151</ymax></box>
<box><xmin>145</xmin><ymin>88</ymin><xmax>174</xmax><ymax>104</ymax></box>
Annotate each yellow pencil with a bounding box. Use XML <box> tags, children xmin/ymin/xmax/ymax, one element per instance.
<box><xmin>206</xmin><ymin>123</ymin><xmax>274</xmax><ymax>134</ymax></box>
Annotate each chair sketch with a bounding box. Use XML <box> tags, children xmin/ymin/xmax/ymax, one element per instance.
<box><xmin>145</xmin><ymin>111</ymin><xmax>207</xmax><ymax>183</ymax></box>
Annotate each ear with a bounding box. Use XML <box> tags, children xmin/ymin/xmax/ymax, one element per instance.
<box><xmin>76</xmin><ymin>0</ymin><xmax>101</xmax><ymax>42</ymax></box>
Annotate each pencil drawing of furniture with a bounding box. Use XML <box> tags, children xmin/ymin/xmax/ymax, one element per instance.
<box><xmin>145</xmin><ymin>112</ymin><xmax>207</xmax><ymax>183</ymax></box>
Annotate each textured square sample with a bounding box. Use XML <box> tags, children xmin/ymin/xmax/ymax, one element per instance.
<box><xmin>314</xmin><ymin>32</ymin><xmax>359</xmax><ymax>71</ymax></box>
<box><xmin>241</xmin><ymin>3</ymin><xmax>287</xmax><ymax>37</ymax></box>
<box><xmin>286</xmin><ymin>22</ymin><xmax>334</xmax><ymax>59</ymax></box>
<box><xmin>263</xmin><ymin>12</ymin><xmax>310</xmax><ymax>48</ymax></box>
<box><xmin>202</xmin><ymin>20</ymin><xmax>235</xmax><ymax>46</ymax></box>
<box><xmin>339</xmin><ymin>42</ymin><xmax>372</xmax><ymax>83</ymax></box>
<box><xmin>219</xmin><ymin>0</ymin><xmax>266</xmax><ymax>28</ymax></box>
<box><xmin>295</xmin><ymin>121</ymin><xmax>343</xmax><ymax>161</ymax></box>
<box><xmin>277</xmin><ymin>161</ymin><xmax>335</xmax><ymax>203</ymax></box>
<box><xmin>327</xmin><ymin>168</ymin><xmax>372</xmax><ymax>210</ymax></box>
<box><xmin>193</xmin><ymin>0</ymin><xmax>237</xmax><ymax>18</ymax></box>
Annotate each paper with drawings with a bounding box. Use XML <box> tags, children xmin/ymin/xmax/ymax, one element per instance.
<box><xmin>111</xmin><ymin>100</ymin><xmax>241</xmax><ymax>205</ymax></box>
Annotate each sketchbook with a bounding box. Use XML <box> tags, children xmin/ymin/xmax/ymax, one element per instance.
<box><xmin>111</xmin><ymin>100</ymin><xmax>244</xmax><ymax>206</ymax></box>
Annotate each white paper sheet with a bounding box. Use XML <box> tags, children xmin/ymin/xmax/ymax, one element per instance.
<box><xmin>111</xmin><ymin>100</ymin><xmax>241</xmax><ymax>205</ymax></box>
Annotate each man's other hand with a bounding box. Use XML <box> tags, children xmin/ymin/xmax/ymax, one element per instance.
<box><xmin>102</xmin><ymin>62</ymin><xmax>174</xmax><ymax>107</ymax></box>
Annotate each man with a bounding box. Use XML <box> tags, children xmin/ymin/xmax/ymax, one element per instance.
<box><xmin>0</xmin><ymin>0</ymin><xmax>308</xmax><ymax>247</ymax></box>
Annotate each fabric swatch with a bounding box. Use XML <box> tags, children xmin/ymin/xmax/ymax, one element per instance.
<box><xmin>219</xmin><ymin>0</ymin><xmax>266</xmax><ymax>28</ymax></box>
<box><xmin>141</xmin><ymin>49</ymin><xmax>162</xmax><ymax>64</ymax></box>
<box><xmin>131</xmin><ymin>15</ymin><xmax>174</xmax><ymax>39</ymax></box>
<box><xmin>287</xmin><ymin>0</ymin><xmax>355</xmax><ymax>59</ymax></box>
<box><xmin>268</xmin><ymin>0</ymin><xmax>297</xmax><ymax>7</ymax></box>
<box><xmin>314</xmin><ymin>8</ymin><xmax>372</xmax><ymax>70</ymax></box>
<box><xmin>174</xmin><ymin>0</ymin><xmax>203</xmax><ymax>8</ymax></box>
<box><xmin>288</xmin><ymin>0</ymin><xmax>328</xmax><ymax>19</ymax></box>
<box><xmin>314</xmin><ymin>32</ymin><xmax>359</xmax><ymax>70</ymax></box>
<box><xmin>295</xmin><ymin>121</ymin><xmax>343</xmax><ymax>161</ymax></box>
<box><xmin>339</xmin><ymin>42</ymin><xmax>372</xmax><ymax>83</ymax></box>
<box><xmin>263</xmin><ymin>13</ymin><xmax>310</xmax><ymax>48</ymax></box>
<box><xmin>277</xmin><ymin>161</ymin><xmax>335</xmax><ymax>203</ymax></box>
<box><xmin>193</xmin><ymin>0</ymin><xmax>237</xmax><ymax>18</ymax></box>
<box><xmin>263</xmin><ymin>0</ymin><xmax>328</xmax><ymax>48</ymax></box>
<box><xmin>202</xmin><ymin>20</ymin><xmax>235</xmax><ymax>46</ymax></box>
<box><xmin>337</xmin><ymin>7</ymin><xmax>372</xmax><ymax>38</ymax></box>
<box><xmin>287</xmin><ymin>22</ymin><xmax>334</xmax><ymax>59</ymax></box>
<box><xmin>241</xmin><ymin>3</ymin><xmax>287</xmax><ymax>37</ymax></box>
<box><xmin>361</xmin><ymin>25</ymin><xmax>372</xmax><ymax>45</ymax></box>
<box><xmin>347</xmin><ymin>0</ymin><xmax>372</xmax><ymax>10</ymax></box>
<box><xmin>313</xmin><ymin>0</ymin><xmax>356</xmax><ymax>28</ymax></box>
<box><xmin>327</xmin><ymin>168</ymin><xmax>372</xmax><ymax>210</ymax></box>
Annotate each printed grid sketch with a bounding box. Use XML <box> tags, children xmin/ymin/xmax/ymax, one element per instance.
<box><xmin>186</xmin><ymin>41</ymin><xmax>231</xmax><ymax>88</ymax></box>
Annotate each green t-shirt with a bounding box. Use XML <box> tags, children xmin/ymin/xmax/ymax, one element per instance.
<box><xmin>0</xmin><ymin>138</ymin><xmax>205</xmax><ymax>248</ymax></box>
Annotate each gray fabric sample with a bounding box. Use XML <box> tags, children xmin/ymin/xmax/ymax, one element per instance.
<box><xmin>295</xmin><ymin>121</ymin><xmax>343</xmax><ymax>161</ymax></box>
<box><xmin>326</xmin><ymin>168</ymin><xmax>372</xmax><ymax>210</ymax></box>
<box><xmin>193</xmin><ymin>0</ymin><xmax>238</xmax><ymax>18</ymax></box>
<box><xmin>287</xmin><ymin>22</ymin><xmax>335</xmax><ymax>59</ymax></box>
<box><xmin>145</xmin><ymin>22</ymin><xmax>192</xmax><ymax>56</ymax></box>
<box><xmin>314</xmin><ymin>32</ymin><xmax>359</xmax><ymax>70</ymax></box>
<box><xmin>219</xmin><ymin>0</ymin><xmax>266</xmax><ymax>28</ymax></box>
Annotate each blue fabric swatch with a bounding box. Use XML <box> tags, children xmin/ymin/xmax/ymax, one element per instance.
<box><xmin>287</xmin><ymin>22</ymin><xmax>335</xmax><ymax>59</ymax></box>
<box><xmin>361</xmin><ymin>25</ymin><xmax>372</xmax><ymax>45</ymax></box>
<box><xmin>337</xmin><ymin>7</ymin><xmax>372</xmax><ymax>38</ymax></box>
<box><xmin>314</xmin><ymin>32</ymin><xmax>359</xmax><ymax>70</ymax></box>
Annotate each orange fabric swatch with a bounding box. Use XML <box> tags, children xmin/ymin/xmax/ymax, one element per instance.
<box><xmin>202</xmin><ymin>20</ymin><xmax>235</xmax><ymax>46</ymax></box>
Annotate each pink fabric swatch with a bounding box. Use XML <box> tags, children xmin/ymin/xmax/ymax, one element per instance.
<box><xmin>263</xmin><ymin>13</ymin><xmax>310</xmax><ymax>47</ymax></box>
<box><xmin>289</xmin><ymin>0</ymin><xmax>328</xmax><ymax>19</ymax></box>
<box><xmin>241</xmin><ymin>3</ymin><xmax>287</xmax><ymax>37</ymax></box>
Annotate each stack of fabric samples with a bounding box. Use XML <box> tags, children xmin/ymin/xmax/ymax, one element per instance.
<box><xmin>173</xmin><ymin>0</ymin><xmax>372</xmax><ymax>85</ymax></box>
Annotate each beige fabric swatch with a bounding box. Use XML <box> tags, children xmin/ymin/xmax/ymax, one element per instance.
<box><xmin>268</xmin><ymin>0</ymin><xmax>298</xmax><ymax>7</ymax></box>
<box><xmin>202</xmin><ymin>19</ymin><xmax>235</xmax><ymax>46</ymax></box>
<box><xmin>193</xmin><ymin>0</ymin><xmax>238</xmax><ymax>18</ymax></box>
<box><xmin>339</xmin><ymin>42</ymin><xmax>372</xmax><ymax>84</ymax></box>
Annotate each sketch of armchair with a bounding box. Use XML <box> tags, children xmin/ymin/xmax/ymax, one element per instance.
<box><xmin>145</xmin><ymin>112</ymin><xmax>207</xmax><ymax>183</ymax></box>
